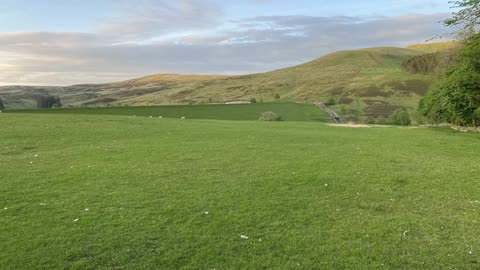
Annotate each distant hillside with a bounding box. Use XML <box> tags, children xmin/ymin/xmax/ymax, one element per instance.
<box><xmin>407</xmin><ymin>41</ymin><xmax>460</xmax><ymax>53</ymax></box>
<box><xmin>0</xmin><ymin>44</ymin><xmax>451</xmax><ymax>118</ymax></box>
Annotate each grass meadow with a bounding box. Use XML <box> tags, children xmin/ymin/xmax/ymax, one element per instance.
<box><xmin>1</xmin><ymin>111</ymin><xmax>480</xmax><ymax>269</ymax></box>
<box><xmin>5</xmin><ymin>103</ymin><xmax>330</xmax><ymax>122</ymax></box>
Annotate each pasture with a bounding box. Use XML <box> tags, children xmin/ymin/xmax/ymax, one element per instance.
<box><xmin>1</xmin><ymin>112</ymin><xmax>480</xmax><ymax>269</ymax></box>
<box><xmin>5</xmin><ymin>102</ymin><xmax>330</xmax><ymax>122</ymax></box>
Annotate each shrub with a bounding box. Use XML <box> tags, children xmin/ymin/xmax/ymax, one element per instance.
<box><xmin>418</xmin><ymin>33</ymin><xmax>480</xmax><ymax>126</ymax></box>
<box><xmin>259</xmin><ymin>111</ymin><xmax>282</xmax><ymax>121</ymax></box>
<box><xmin>0</xmin><ymin>98</ymin><xmax>5</xmax><ymax>110</ymax></box>
<box><xmin>324</xmin><ymin>97</ymin><xmax>337</xmax><ymax>106</ymax></box>
<box><xmin>375</xmin><ymin>116</ymin><xmax>389</xmax><ymax>125</ymax></box>
<box><xmin>365</xmin><ymin>116</ymin><xmax>376</xmax><ymax>124</ymax></box>
<box><xmin>274</xmin><ymin>94</ymin><xmax>280</xmax><ymax>100</ymax></box>
<box><xmin>389</xmin><ymin>109</ymin><xmax>411</xmax><ymax>126</ymax></box>
<box><xmin>36</xmin><ymin>95</ymin><xmax>61</xmax><ymax>109</ymax></box>
<box><xmin>402</xmin><ymin>53</ymin><xmax>441</xmax><ymax>74</ymax></box>
<box><xmin>250</xmin><ymin>97</ymin><xmax>257</xmax><ymax>103</ymax></box>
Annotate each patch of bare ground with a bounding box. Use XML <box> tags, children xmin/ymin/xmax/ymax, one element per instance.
<box><xmin>425</xmin><ymin>124</ymin><xmax>480</xmax><ymax>132</ymax></box>
<box><xmin>327</xmin><ymin>123</ymin><xmax>389</xmax><ymax>128</ymax></box>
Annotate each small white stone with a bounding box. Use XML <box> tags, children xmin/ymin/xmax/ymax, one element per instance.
<box><xmin>73</xmin><ymin>218</ymin><xmax>79</xmax><ymax>222</ymax></box>
<box><xmin>240</xmin><ymin>235</ymin><xmax>249</xmax><ymax>239</ymax></box>
<box><xmin>39</xmin><ymin>203</ymin><xmax>47</xmax><ymax>206</ymax></box>
<box><xmin>85</xmin><ymin>208</ymin><xmax>89</xmax><ymax>212</ymax></box>
<box><xmin>34</xmin><ymin>154</ymin><xmax>39</xmax><ymax>158</ymax></box>
<box><xmin>3</xmin><ymin>207</ymin><xmax>7</xmax><ymax>210</ymax></box>
<box><xmin>324</xmin><ymin>184</ymin><xmax>328</xmax><ymax>187</ymax></box>
<box><xmin>204</xmin><ymin>211</ymin><xmax>209</xmax><ymax>215</ymax></box>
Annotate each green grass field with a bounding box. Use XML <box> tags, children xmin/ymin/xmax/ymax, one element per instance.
<box><xmin>5</xmin><ymin>102</ymin><xmax>331</xmax><ymax>122</ymax></box>
<box><xmin>2</xmin><ymin>112</ymin><xmax>480</xmax><ymax>269</ymax></box>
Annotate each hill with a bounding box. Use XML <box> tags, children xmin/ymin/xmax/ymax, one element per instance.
<box><xmin>2</xmin><ymin>112</ymin><xmax>480</xmax><ymax>269</ymax></box>
<box><xmin>0</xmin><ymin>45</ymin><xmax>445</xmax><ymax>118</ymax></box>
<box><xmin>407</xmin><ymin>41</ymin><xmax>460</xmax><ymax>53</ymax></box>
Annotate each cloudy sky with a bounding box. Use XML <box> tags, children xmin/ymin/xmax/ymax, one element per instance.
<box><xmin>0</xmin><ymin>0</ymin><xmax>454</xmax><ymax>86</ymax></box>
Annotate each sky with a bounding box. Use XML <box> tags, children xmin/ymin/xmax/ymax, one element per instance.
<box><xmin>0</xmin><ymin>0</ymin><xmax>455</xmax><ymax>86</ymax></box>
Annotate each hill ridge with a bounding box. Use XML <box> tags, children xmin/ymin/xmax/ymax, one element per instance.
<box><xmin>1</xmin><ymin>44</ymin><xmax>449</xmax><ymax>119</ymax></box>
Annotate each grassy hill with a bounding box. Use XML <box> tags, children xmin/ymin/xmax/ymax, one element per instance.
<box><xmin>5</xmin><ymin>102</ymin><xmax>332</xmax><ymax>122</ymax></box>
<box><xmin>2</xmin><ymin>112</ymin><xmax>480</xmax><ymax>269</ymax></box>
<box><xmin>1</xmin><ymin>45</ymin><xmax>448</xmax><ymax>118</ymax></box>
<box><xmin>407</xmin><ymin>41</ymin><xmax>460</xmax><ymax>53</ymax></box>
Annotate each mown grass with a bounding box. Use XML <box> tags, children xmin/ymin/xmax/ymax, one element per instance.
<box><xmin>1</xmin><ymin>113</ymin><xmax>480</xmax><ymax>269</ymax></box>
<box><xmin>5</xmin><ymin>102</ymin><xmax>331</xmax><ymax>122</ymax></box>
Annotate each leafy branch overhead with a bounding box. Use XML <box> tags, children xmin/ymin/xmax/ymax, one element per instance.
<box><xmin>444</xmin><ymin>0</ymin><xmax>480</xmax><ymax>34</ymax></box>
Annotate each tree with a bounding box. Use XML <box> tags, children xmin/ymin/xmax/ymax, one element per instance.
<box><xmin>274</xmin><ymin>93</ymin><xmax>280</xmax><ymax>100</ymax></box>
<box><xmin>36</xmin><ymin>95</ymin><xmax>62</xmax><ymax>109</ymax></box>
<box><xmin>418</xmin><ymin>0</ymin><xmax>480</xmax><ymax>126</ymax></box>
<box><xmin>389</xmin><ymin>109</ymin><xmax>412</xmax><ymax>126</ymax></box>
<box><xmin>418</xmin><ymin>35</ymin><xmax>480</xmax><ymax>126</ymax></box>
<box><xmin>418</xmin><ymin>1</ymin><xmax>480</xmax><ymax>126</ymax></box>
<box><xmin>0</xmin><ymin>98</ymin><xmax>5</xmax><ymax>110</ymax></box>
<box><xmin>444</xmin><ymin>0</ymin><xmax>480</xmax><ymax>36</ymax></box>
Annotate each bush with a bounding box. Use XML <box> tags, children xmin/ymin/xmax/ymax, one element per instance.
<box><xmin>324</xmin><ymin>97</ymin><xmax>337</xmax><ymax>106</ymax></box>
<box><xmin>36</xmin><ymin>95</ymin><xmax>61</xmax><ymax>109</ymax></box>
<box><xmin>250</xmin><ymin>97</ymin><xmax>257</xmax><ymax>103</ymax></box>
<box><xmin>402</xmin><ymin>53</ymin><xmax>441</xmax><ymax>74</ymax></box>
<box><xmin>259</xmin><ymin>111</ymin><xmax>282</xmax><ymax>121</ymax></box>
<box><xmin>274</xmin><ymin>94</ymin><xmax>280</xmax><ymax>100</ymax></box>
<box><xmin>389</xmin><ymin>109</ymin><xmax>411</xmax><ymax>126</ymax></box>
<box><xmin>419</xmin><ymin>33</ymin><xmax>480</xmax><ymax>126</ymax></box>
<box><xmin>375</xmin><ymin>116</ymin><xmax>389</xmax><ymax>125</ymax></box>
<box><xmin>365</xmin><ymin>116</ymin><xmax>376</xmax><ymax>124</ymax></box>
<box><xmin>0</xmin><ymin>98</ymin><xmax>5</xmax><ymax>110</ymax></box>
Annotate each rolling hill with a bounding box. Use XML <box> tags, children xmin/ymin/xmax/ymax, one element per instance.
<box><xmin>406</xmin><ymin>41</ymin><xmax>460</xmax><ymax>53</ymax></box>
<box><xmin>0</xmin><ymin>45</ymin><xmax>454</xmax><ymax>118</ymax></box>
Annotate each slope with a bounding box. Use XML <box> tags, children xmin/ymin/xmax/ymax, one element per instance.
<box><xmin>1</xmin><ymin>46</ymin><xmax>435</xmax><ymax>118</ymax></box>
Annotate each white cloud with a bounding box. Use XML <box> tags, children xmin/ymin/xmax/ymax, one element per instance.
<box><xmin>0</xmin><ymin>10</ymin><xmax>451</xmax><ymax>86</ymax></box>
